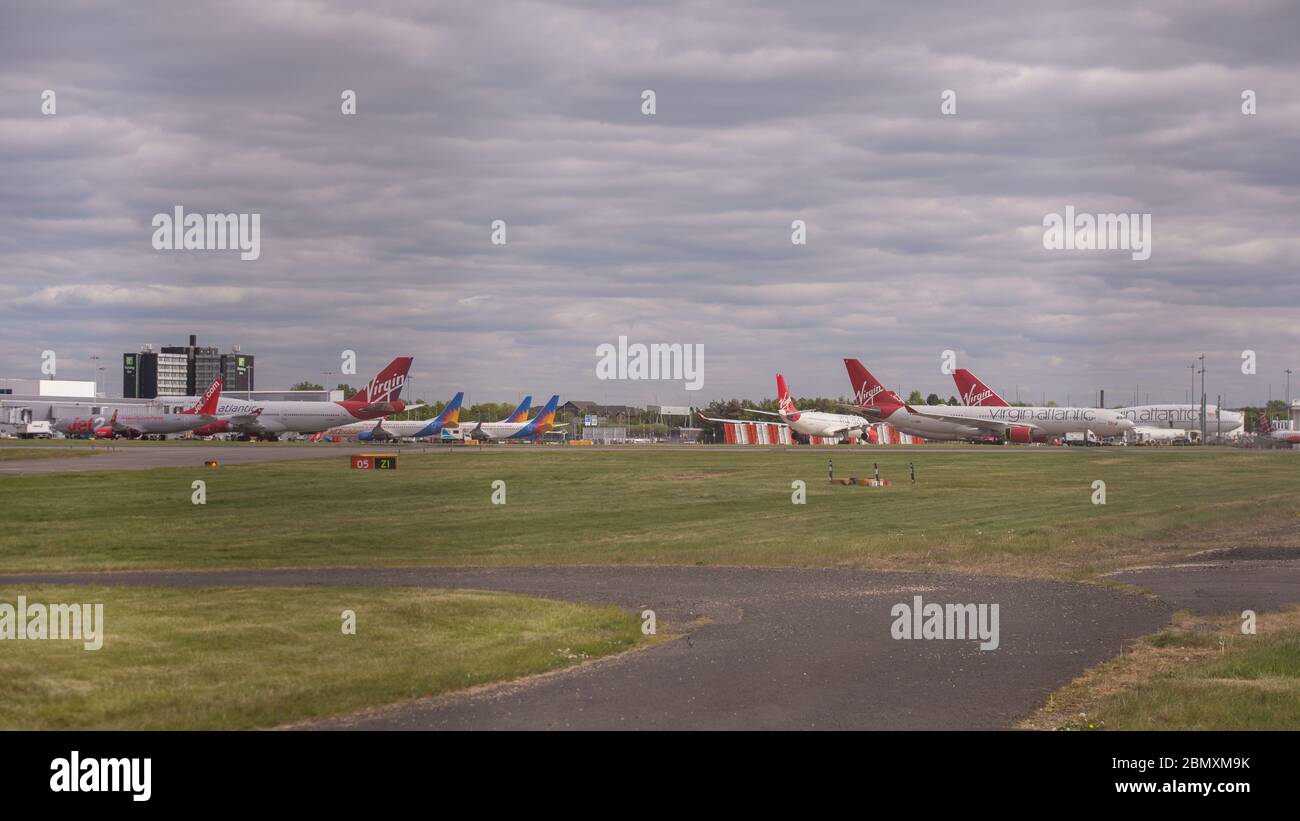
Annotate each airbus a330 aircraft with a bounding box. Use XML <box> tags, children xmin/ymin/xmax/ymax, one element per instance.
<box><xmin>956</xmin><ymin>369</ymin><xmax>1247</xmax><ymax>441</ymax></box>
<box><xmin>842</xmin><ymin>360</ymin><xmax>984</xmax><ymax>441</ymax></box>
<box><xmin>191</xmin><ymin>357</ymin><xmax>413</xmax><ymax>439</ymax></box>
<box><xmin>946</xmin><ymin>368</ymin><xmax>1133</xmax><ymax>441</ymax></box>
<box><xmin>699</xmin><ymin>374</ymin><xmax>873</xmax><ymax>440</ymax></box>
<box><xmin>56</xmin><ymin>376</ymin><xmax>224</xmax><ymax>438</ymax></box>
<box><xmin>1112</xmin><ymin>404</ymin><xmax>1243</xmax><ymax>439</ymax></box>
<box><xmin>463</xmin><ymin>394</ymin><xmax>563</xmax><ymax>440</ymax></box>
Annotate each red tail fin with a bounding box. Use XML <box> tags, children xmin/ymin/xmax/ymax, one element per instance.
<box><xmin>844</xmin><ymin>359</ymin><xmax>903</xmax><ymax>410</ymax></box>
<box><xmin>184</xmin><ymin>376</ymin><xmax>223</xmax><ymax>415</ymax></box>
<box><xmin>352</xmin><ymin>357</ymin><xmax>414</xmax><ymax>404</ymax></box>
<box><xmin>776</xmin><ymin>374</ymin><xmax>797</xmax><ymax>415</ymax></box>
<box><xmin>953</xmin><ymin>368</ymin><xmax>1008</xmax><ymax>407</ymax></box>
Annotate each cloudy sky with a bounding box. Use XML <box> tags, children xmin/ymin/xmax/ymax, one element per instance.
<box><xmin>2</xmin><ymin>1</ymin><xmax>1298</xmax><ymax>407</ymax></box>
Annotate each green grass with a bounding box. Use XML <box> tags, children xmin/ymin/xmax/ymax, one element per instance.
<box><xmin>0</xmin><ymin>584</ymin><xmax>641</xmax><ymax>729</ymax></box>
<box><xmin>1090</xmin><ymin>624</ymin><xmax>1300</xmax><ymax>730</ymax></box>
<box><xmin>0</xmin><ymin>448</ymin><xmax>101</xmax><ymax>462</ymax></box>
<box><xmin>1</xmin><ymin>447</ymin><xmax>1296</xmax><ymax>577</ymax></box>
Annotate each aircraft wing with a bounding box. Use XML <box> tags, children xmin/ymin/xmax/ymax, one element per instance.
<box><xmin>106</xmin><ymin>411</ymin><xmax>133</xmax><ymax>434</ymax></box>
<box><xmin>356</xmin><ymin>401</ymin><xmax>402</xmax><ymax>415</ymax></box>
<box><xmin>698</xmin><ymin>410</ymin><xmax>784</xmax><ymax>423</ymax></box>
<box><xmin>822</xmin><ymin>422</ymin><xmax>871</xmax><ymax>437</ymax></box>
<box><xmin>223</xmin><ymin>409</ymin><xmax>266</xmax><ymax>433</ymax></box>
<box><xmin>835</xmin><ymin>402</ymin><xmax>886</xmax><ymax>419</ymax></box>
<box><xmin>696</xmin><ymin>411</ymin><xmax>745</xmax><ymax>424</ymax></box>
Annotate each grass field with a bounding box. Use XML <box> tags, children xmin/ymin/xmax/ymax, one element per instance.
<box><xmin>1098</xmin><ymin>622</ymin><xmax>1300</xmax><ymax>730</ymax></box>
<box><xmin>1</xmin><ymin>447</ymin><xmax>1296</xmax><ymax>578</ymax></box>
<box><xmin>0</xmin><ymin>584</ymin><xmax>641</xmax><ymax>729</ymax></box>
<box><xmin>1024</xmin><ymin>609</ymin><xmax>1300</xmax><ymax>730</ymax></box>
<box><xmin>4</xmin><ymin>445</ymin><xmax>1298</xmax><ymax>730</ymax></box>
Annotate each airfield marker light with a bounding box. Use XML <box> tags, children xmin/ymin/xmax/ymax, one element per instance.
<box><xmin>874</xmin><ymin>463</ymin><xmax>881</xmax><ymax>485</ymax></box>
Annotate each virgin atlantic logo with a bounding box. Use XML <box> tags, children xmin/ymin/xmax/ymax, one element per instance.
<box><xmin>855</xmin><ymin>384</ymin><xmax>884</xmax><ymax>406</ymax></box>
<box><xmin>963</xmin><ymin>388</ymin><xmax>994</xmax><ymax>405</ymax></box>
<box><xmin>365</xmin><ymin>374</ymin><xmax>406</xmax><ymax>401</ymax></box>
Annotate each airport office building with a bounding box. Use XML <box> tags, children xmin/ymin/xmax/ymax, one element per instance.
<box><xmin>123</xmin><ymin>335</ymin><xmax>253</xmax><ymax>398</ymax></box>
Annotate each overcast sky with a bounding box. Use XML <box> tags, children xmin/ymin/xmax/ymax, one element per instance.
<box><xmin>2</xmin><ymin>1</ymin><xmax>1298</xmax><ymax>407</ymax></box>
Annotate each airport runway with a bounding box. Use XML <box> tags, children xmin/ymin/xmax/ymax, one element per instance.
<box><xmin>0</xmin><ymin>445</ymin><xmax>368</xmax><ymax>475</ymax></box>
<box><xmin>0</xmin><ymin>565</ymin><xmax>1170</xmax><ymax>730</ymax></box>
<box><xmin>1107</xmin><ymin>546</ymin><xmax>1300</xmax><ymax>615</ymax></box>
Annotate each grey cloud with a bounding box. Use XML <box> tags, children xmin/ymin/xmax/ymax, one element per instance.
<box><xmin>1</xmin><ymin>0</ymin><xmax>1297</xmax><ymax>405</ymax></box>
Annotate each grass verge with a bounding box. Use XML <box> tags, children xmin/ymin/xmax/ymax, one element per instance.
<box><xmin>0</xmin><ymin>584</ymin><xmax>642</xmax><ymax>729</ymax></box>
<box><xmin>1020</xmin><ymin>607</ymin><xmax>1300</xmax><ymax>730</ymax></box>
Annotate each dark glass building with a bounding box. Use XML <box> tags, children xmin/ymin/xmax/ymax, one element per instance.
<box><xmin>123</xmin><ymin>335</ymin><xmax>253</xmax><ymax>398</ymax></box>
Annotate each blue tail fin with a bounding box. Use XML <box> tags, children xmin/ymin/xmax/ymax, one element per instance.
<box><xmin>521</xmin><ymin>395</ymin><xmax>559</xmax><ymax>434</ymax></box>
<box><xmin>435</xmin><ymin>392</ymin><xmax>464</xmax><ymax>426</ymax></box>
<box><xmin>504</xmin><ymin>395</ymin><xmax>532</xmax><ymax>423</ymax></box>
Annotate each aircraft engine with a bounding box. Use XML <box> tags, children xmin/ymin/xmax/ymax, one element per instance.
<box><xmin>1007</xmin><ymin>425</ymin><xmax>1034</xmax><ymax>444</ymax></box>
<box><xmin>192</xmin><ymin>420</ymin><xmax>230</xmax><ymax>437</ymax></box>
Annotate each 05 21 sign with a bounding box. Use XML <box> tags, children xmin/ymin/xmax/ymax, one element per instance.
<box><xmin>351</xmin><ymin>454</ymin><xmax>398</xmax><ymax>470</ymax></box>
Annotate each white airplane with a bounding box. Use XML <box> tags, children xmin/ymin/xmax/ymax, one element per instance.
<box><xmin>325</xmin><ymin>392</ymin><xmax>467</xmax><ymax>442</ymax></box>
<box><xmin>326</xmin><ymin>392</ymin><xmax>536</xmax><ymax>441</ymax></box>
<box><xmin>1258</xmin><ymin>415</ymin><xmax>1300</xmax><ymax>446</ymax></box>
<box><xmin>700</xmin><ymin>374</ymin><xmax>873</xmax><ymax>440</ymax></box>
<box><xmin>842</xmin><ymin>360</ymin><xmax>985</xmax><ymax>441</ymax></box>
<box><xmin>191</xmin><ymin>357</ymin><xmax>413</xmax><ymax>439</ymax></box>
<box><xmin>1113</xmin><ymin>404</ymin><xmax>1243</xmax><ymax>438</ymax></box>
<box><xmin>947</xmin><ymin>368</ymin><xmax>1134</xmax><ymax>441</ymax></box>
<box><xmin>56</xmin><ymin>377</ymin><xmax>224</xmax><ymax>438</ymax></box>
<box><xmin>463</xmin><ymin>394</ymin><xmax>563</xmax><ymax>440</ymax></box>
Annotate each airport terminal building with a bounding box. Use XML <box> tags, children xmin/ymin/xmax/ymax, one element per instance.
<box><xmin>0</xmin><ymin>379</ymin><xmax>100</xmax><ymax>437</ymax></box>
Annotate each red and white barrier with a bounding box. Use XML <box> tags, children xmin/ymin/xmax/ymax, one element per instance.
<box><xmin>717</xmin><ymin>421</ymin><xmax>923</xmax><ymax>445</ymax></box>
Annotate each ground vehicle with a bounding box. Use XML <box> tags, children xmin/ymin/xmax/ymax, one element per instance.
<box><xmin>1131</xmin><ymin>427</ymin><xmax>1191</xmax><ymax>445</ymax></box>
<box><xmin>1063</xmin><ymin>430</ymin><xmax>1100</xmax><ymax>446</ymax></box>
<box><xmin>18</xmin><ymin>421</ymin><xmax>53</xmax><ymax>439</ymax></box>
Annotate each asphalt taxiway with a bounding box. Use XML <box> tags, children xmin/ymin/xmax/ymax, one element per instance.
<box><xmin>0</xmin><ymin>445</ymin><xmax>368</xmax><ymax>475</ymax></box>
<box><xmin>0</xmin><ymin>565</ymin><xmax>1172</xmax><ymax>730</ymax></box>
